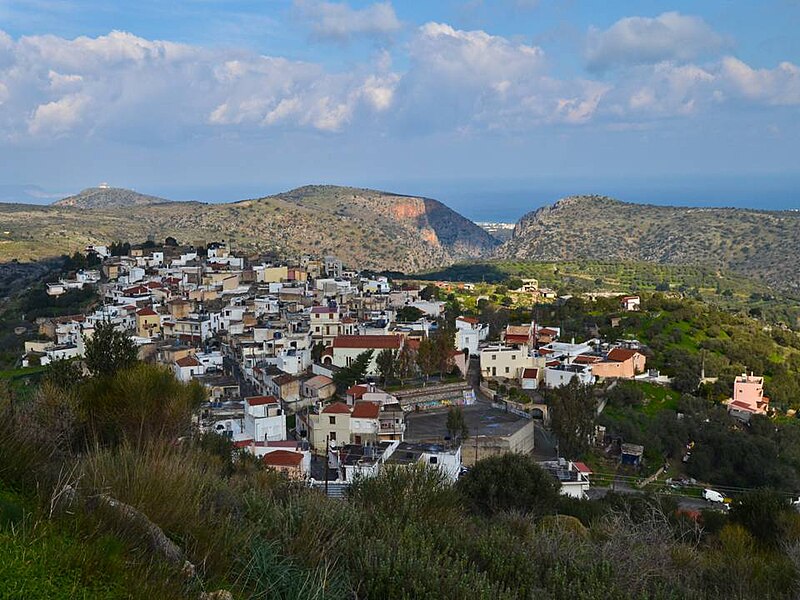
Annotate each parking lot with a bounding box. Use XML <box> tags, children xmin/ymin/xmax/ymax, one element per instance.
<box><xmin>405</xmin><ymin>402</ymin><xmax>531</xmax><ymax>443</ymax></box>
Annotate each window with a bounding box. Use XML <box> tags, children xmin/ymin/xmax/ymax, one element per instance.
<box><xmin>329</xmin><ymin>432</ymin><xmax>336</xmax><ymax>441</ymax></box>
<box><xmin>429</xmin><ymin>456</ymin><xmax>438</xmax><ymax>464</ymax></box>
<box><xmin>511</xmin><ymin>354</ymin><xmax>516</xmax><ymax>360</ymax></box>
<box><xmin>492</xmin><ymin>355</ymin><xmax>496</xmax><ymax>360</ymax></box>
<box><xmin>329</xmin><ymin>416</ymin><xmax>336</xmax><ymax>425</ymax></box>
<box><xmin>505</xmin><ymin>366</ymin><xmax>510</xmax><ymax>374</ymax></box>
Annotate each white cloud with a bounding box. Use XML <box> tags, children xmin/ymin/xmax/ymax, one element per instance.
<box><xmin>294</xmin><ymin>0</ymin><xmax>401</xmax><ymax>42</ymax></box>
<box><xmin>720</xmin><ymin>56</ymin><xmax>800</xmax><ymax>106</ymax></box>
<box><xmin>0</xmin><ymin>24</ymin><xmax>797</xmax><ymax>144</ymax></box>
<box><xmin>0</xmin><ymin>28</ymin><xmax>396</xmax><ymax>140</ymax></box>
<box><xmin>397</xmin><ymin>22</ymin><xmax>606</xmax><ymax>130</ymax></box>
<box><xmin>586</xmin><ymin>12</ymin><xmax>725</xmax><ymax>71</ymax></box>
<box><xmin>602</xmin><ymin>57</ymin><xmax>800</xmax><ymax>120</ymax></box>
<box><xmin>28</xmin><ymin>93</ymin><xmax>90</xmax><ymax>135</ymax></box>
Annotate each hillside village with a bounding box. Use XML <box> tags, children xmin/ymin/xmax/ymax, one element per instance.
<box><xmin>17</xmin><ymin>238</ymin><xmax>782</xmax><ymax>500</ymax></box>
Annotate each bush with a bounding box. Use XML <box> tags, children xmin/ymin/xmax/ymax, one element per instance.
<box><xmin>457</xmin><ymin>454</ymin><xmax>560</xmax><ymax>517</ymax></box>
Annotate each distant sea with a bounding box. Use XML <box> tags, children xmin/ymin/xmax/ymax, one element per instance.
<box><xmin>418</xmin><ymin>174</ymin><xmax>800</xmax><ymax>222</ymax></box>
<box><xmin>5</xmin><ymin>173</ymin><xmax>799</xmax><ymax>224</ymax></box>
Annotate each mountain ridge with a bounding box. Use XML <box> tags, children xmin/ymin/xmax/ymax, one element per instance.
<box><xmin>1</xmin><ymin>184</ymin><xmax>499</xmax><ymax>273</ymax></box>
<box><xmin>53</xmin><ymin>186</ymin><xmax>178</xmax><ymax>209</ymax></box>
<box><xmin>497</xmin><ymin>194</ymin><xmax>800</xmax><ymax>290</ymax></box>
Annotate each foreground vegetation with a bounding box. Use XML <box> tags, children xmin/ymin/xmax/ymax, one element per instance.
<box><xmin>1</xmin><ymin>325</ymin><xmax>800</xmax><ymax>598</ymax></box>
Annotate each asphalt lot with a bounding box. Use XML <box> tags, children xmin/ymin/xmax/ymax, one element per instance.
<box><xmin>405</xmin><ymin>402</ymin><xmax>530</xmax><ymax>442</ymax></box>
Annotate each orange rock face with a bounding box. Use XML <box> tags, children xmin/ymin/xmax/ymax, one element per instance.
<box><xmin>390</xmin><ymin>199</ymin><xmax>427</xmax><ymax>220</ymax></box>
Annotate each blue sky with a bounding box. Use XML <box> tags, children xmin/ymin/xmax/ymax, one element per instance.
<box><xmin>0</xmin><ymin>0</ymin><xmax>798</xmax><ymax>218</ymax></box>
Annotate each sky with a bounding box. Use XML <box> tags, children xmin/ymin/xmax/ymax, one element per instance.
<box><xmin>0</xmin><ymin>0</ymin><xmax>799</xmax><ymax>220</ymax></box>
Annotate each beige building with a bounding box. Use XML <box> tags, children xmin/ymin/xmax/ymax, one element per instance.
<box><xmin>257</xmin><ymin>266</ymin><xmax>289</xmax><ymax>283</ymax></box>
<box><xmin>303</xmin><ymin>402</ymin><xmax>352</xmax><ymax>452</ymax></box>
<box><xmin>480</xmin><ymin>346</ymin><xmax>545</xmax><ymax>380</ymax></box>
<box><xmin>135</xmin><ymin>307</ymin><xmax>161</xmax><ymax>338</ymax></box>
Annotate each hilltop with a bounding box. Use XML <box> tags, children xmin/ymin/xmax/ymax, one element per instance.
<box><xmin>496</xmin><ymin>195</ymin><xmax>800</xmax><ymax>291</ymax></box>
<box><xmin>53</xmin><ymin>186</ymin><xmax>175</xmax><ymax>209</ymax></box>
<box><xmin>0</xmin><ymin>185</ymin><xmax>499</xmax><ymax>272</ymax></box>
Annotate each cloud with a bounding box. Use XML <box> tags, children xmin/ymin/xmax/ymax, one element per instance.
<box><xmin>586</xmin><ymin>12</ymin><xmax>725</xmax><ymax>71</ymax></box>
<box><xmin>602</xmin><ymin>58</ymin><xmax>800</xmax><ymax>121</ymax></box>
<box><xmin>720</xmin><ymin>57</ymin><xmax>800</xmax><ymax>106</ymax></box>
<box><xmin>396</xmin><ymin>22</ymin><xmax>606</xmax><ymax>130</ymax></box>
<box><xmin>0</xmin><ymin>29</ymin><xmax>397</xmax><ymax>141</ymax></box>
<box><xmin>28</xmin><ymin>93</ymin><xmax>90</xmax><ymax>136</ymax></box>
<box><xmin>0</xmin><ymin>24</ymin><xmax>797</xmax><ymax>144</ymax></box>
<box><xmin>294</xmin><ymin>0</ymin><xmax>401</xmax><ymax>42</ymax></box>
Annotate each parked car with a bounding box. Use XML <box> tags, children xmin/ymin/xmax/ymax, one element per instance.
<box><xmin>703</xmin><ymin>488</ymin><xmax>725</xmax><ymax>503</ymax></box>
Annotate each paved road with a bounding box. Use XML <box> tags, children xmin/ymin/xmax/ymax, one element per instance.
<box><xmin>587</xmin><ymin>484</ymin><xmax>722</xmax><ymax>512</ymax></box>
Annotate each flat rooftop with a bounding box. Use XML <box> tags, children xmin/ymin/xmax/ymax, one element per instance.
<box><xmin>405</xmin><ymin>403</ymin><xmax>530</xmax><ymax>441</ymax></box>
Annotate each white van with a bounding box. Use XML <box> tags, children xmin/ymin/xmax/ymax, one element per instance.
<box><xmin>703</xmin><ymin>489</ymin><xmax>725</xmax><ymax>503</ymax></box>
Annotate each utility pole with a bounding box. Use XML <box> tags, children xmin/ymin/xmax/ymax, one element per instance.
<box><xmin>474</xmin><ymin>422</ymin><xmax>479</xmax><ymax>465</ymax></box>
<box><xmin>324</xmin><ymin>435</ymin><xmax>329</xmax><ymax>497</ymax></box>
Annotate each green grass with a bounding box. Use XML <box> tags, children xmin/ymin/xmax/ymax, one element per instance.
<box><xmin>637</xmin><ymin>382</ymin><xmax>680</xmax><ymax>416</ymax></box>
<box><xmin>0</xmin><ymin>365</ymin><xmax>46</xmax><ymax>380</ymax></box>
<box><xmin>0</xmin><ymin>480</ymin><xmax>186</xmax><ymax>600</ymax></box>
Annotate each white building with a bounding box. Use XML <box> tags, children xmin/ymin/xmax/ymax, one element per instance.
<box><xmin>244</xmin><ymin>396</ymin><xmax>287</xmax><ymax>443</ymax></box>
<box><xmin>363</xmin><ymin>278</ymin><xmax>391</xmax><ymax>294</ymax></box>
<box><xmin>539</xmin><ymin>459</ymin><xmax>592</xmax><ymax>499</ymax></box>
<box><xmin>455</xmin><ymin>316</ymin><xmax>489</xmax><ymax>356</ymax></box>
<box><xmin>544</xmin><ymin>364</ymin><xmax>596</xmax><ymax>388</ymax></box>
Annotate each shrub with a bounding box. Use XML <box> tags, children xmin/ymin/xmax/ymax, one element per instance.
<box><xmin>457</xmin><ymin>454</ymin><xmax>560</xmax><ymax>517</ymax></box>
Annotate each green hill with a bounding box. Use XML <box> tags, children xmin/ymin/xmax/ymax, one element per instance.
<box><xmin>0</xmin><ymin>185</ymin><xmax>499</xmax><ymax>273</ymax></box>
<box><xmin>497</xmin><ymin>195</ymin><xmax>800</xmax><ymax>291</ymax></box>
<box><xmin>53</xmin><ymin>186</ymin><xmax>174</xmax><ymax>209</ymax></box>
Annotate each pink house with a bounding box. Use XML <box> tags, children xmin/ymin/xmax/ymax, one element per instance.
<box><xmin>727</xmin><ymin>373</ymin><xmax>769</xmax><ymax>420</ymax></box>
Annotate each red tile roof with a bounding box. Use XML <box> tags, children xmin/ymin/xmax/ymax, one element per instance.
<box><xmin>573</xmin><ymin>354</ymin><xmax>601</xmax><ymax>364</ymax></box>
<box><xmin>247</xmin><ymin>395</ymin><xmax>279</xmax><ymax>406</ymax></box>
<box><xmin>522</xmin><ymin>368</ymin><xmax>539</xmax><ymax>379</ymax></box>
<box><xmin>311</xmin><ymin>306</ymin><xmax>337</xmax><ymax>314</ymax></box>
<box><xmin>351</xmin><ymin>401</ymin><xmax>380</xmax><ymax>419</ymax></box>
<box><xmin>573</xmin><ymin>461</ymin><xmax>592</xmax><ymax>474</ymax></box>
<box><xmin>262</xmin><ymin>450</ymin><xmax>303</xmax><ymax>467</ymax></box>
<box><xmin>607</xmin><ymin>348</ymin><xmax>639</xmax><ymax>362</ymax></box>
<box><xmin>332</xmin><ymin>335</ymin><xmax>402</xmax><ymax>349</ymax></box>
<box><xmin>322</xmin><ymin>402</ymin><xmax>351</xmax><ymax>414</ymax></box>
<box><xmin>730</xmin><ymin>400</ymin><xmax>756</xmax><ymax>411</ymax></box>
<box><xmin>346</xmin><ymin>384</ymin><xmax>368</xmax><ymax>399</ymax></box>
<box><xmin>175</xmin><ymin>356</ymin><xmax>201</xmax><ymax>367</ymax></box>
<box><xmin>457</xmin><ymin>316</ymin><xmax>478</xmax><ymax>324</ymax></box>
<box><xmin>136</xmin><ymin>307</ymin><xmax>158</xmax><ymax>317</ymax></box>
<box><xmin>123</xmin><ymin>285</ymin><xmax>150</xmax><ymax>295</ymax></box>
<box><xmin>537</xmin><ymin>327</ymin><xmax>558</xmax><ymax>336</ymax></box>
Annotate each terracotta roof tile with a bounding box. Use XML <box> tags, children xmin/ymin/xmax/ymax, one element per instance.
<box><xmin>351</xmin><ymin>401</ymin><xmax>380</xmax><ymax>419</ymax></box>
<box><xmin>175</xmin><ymin>356</ymin><xmax>201</xmax><ymax>367</ymax></box>
<box><xmin>607</xmin><ymin>348</ymin><xmax>639</xmax><ymax>362</ymax></box>
<box><xmin>247</xmin><ymin>395</ymin><xmax>280</xmax><ymax>406</ymax></box>
<box><xmin>262</xmin><ymin>450</ymin><xmax>303</xmax><ymax>467</ymax></box>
